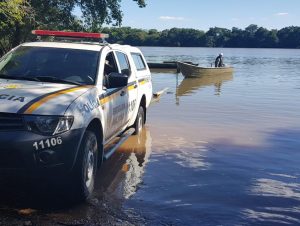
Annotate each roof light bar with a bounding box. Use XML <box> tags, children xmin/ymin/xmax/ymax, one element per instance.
<box><xmin>32</xmin><ymin>30</ymin><xmax>109</xmax><ymax>39</ymax></box>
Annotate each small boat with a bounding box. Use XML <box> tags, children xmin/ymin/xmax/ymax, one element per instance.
<box><xmin>147</xmin><ymin>61</ymin><xmax>178</xmax><ymax>73</ymax></box>
<box><xmin>177</xmin><ymin>61</ymin><xmax>233</xmax><ymax>78</ymax></box>
<box><xmin>148</xmin><ymin>62</ymin><xmax>177</xmax><ymax>69</ymax></box>
<box><xmin>148</xmin><ymin>61</ymin><xmax>198</xmax><ymax>73</ymax></box>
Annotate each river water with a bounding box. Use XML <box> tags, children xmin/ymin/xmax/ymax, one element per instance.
<box><xmin>119</xmin><ymin>47</ymin><xmax>300</xmax><ymax>225</ymax></box>
<box><xmin>0</xmin><ymin>47</ymin><xmax>300</xmax><ymax>226</ymax></box>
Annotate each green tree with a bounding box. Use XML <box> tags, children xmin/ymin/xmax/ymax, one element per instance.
<box><xmin>0</xmin><ymin>0</ymin><xmax>147</xmax><ymax>55</ymax></box>
<box><xmin>29</xmin><ymin>0</ymin><xmax>82</xmax><ymax>31</ymax></box>
<box><xmin>0</xmin><ymin>0</ymin><xmax>33</xmax><ymax>55</ymax></box>
<box><xmin>159</xmin><ymin>29</ymin><xmax>171</xmax><ymax>46</ymax></box>
<box><xmin>178</xmin><ymin>28</ymin><xmax>205</xmax><ymax>47</ymax></box>
<box><xmin>254</xmin><ymin>27</ymin><xmax>278</xmax><ymax>48</ymax></box>
<box><xmin>205</xmin><ymin>27</ymin><xmax>231</xmax><ymax>47</ymax></box>
<box><xmin>79</xmin><ymin>0</ymin><xmax>145</xmax><ymax>31</ymax></box>
<box><xmin>227</xmin><ymin>27</ymin><xmax>246</xmax><ymax>47</ymax></box>
<box><xmin>104</xmin><ymin>27</ymin><xmax>134</xmax><ymax>44</ymax></box>
<box><xmin>125</xmin><ymin>28</ymin><xmax>147</xmax><ymax>45</ymax></box>
<box><xmin>29</xmin><ymin>0</ymin><xmax>146</xmax><ymax>31</ymax></box>
<box><xmin>277</xmin><ymin>26</ymin><xmax>300</xmax><ymax>48</ymax></box>
<box><xmin>244</xmin><ymin>24</ymin><xmax>259</xmax><ymax>47</ymax></box>
<box><xmin>145</xmin><ymin>29</ymin><xmax>160</xmax><ymax>46</ymax></box>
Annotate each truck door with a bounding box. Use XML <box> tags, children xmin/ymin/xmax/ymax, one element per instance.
<box><xmin>115</xmin><ymin>51</ymin><xmax>138</xmax><ymax>126</ymax></box>
<box><xmin>102</xmin><ymin>51</ymin><xmax>128</xmax><ymax>140</ymax></box>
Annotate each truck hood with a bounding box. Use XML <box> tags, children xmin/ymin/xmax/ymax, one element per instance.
<box><xmin>0</xmin><ymin>79</ymin><xmax>92</xmax><ymax>115</ymax></box>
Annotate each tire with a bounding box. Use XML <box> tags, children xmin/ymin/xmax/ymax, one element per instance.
<box><xmin>133</xmin><ymin>106</ymin><xmax>145</xmax><ymax>135</ymax></box>
<box><xmin>68</xmin><ymin>130</ymin><xmax>99</xmax><ymax>202</ymax></box>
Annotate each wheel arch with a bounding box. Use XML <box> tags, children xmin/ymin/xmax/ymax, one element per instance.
<box><xmin>140</xmin><ymin>95</ymin><xmax>146</xmax><ymax>123</ymax></box>
<box><xmin>86</xmin><ymin>118</ymin><xmax>104</xmax><ymax>166</ymax></box>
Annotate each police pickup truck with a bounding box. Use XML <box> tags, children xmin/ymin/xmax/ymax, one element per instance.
<box><xmin>0</xmin><ymin>30</ymin><xmax>152</xmax><ymax>201</ymax></box>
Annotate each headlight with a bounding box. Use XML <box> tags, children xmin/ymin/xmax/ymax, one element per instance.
<box><xmin>24</xmin><ymin>115</ymin><xmax>74</xmax><ymax>136</ymax></box>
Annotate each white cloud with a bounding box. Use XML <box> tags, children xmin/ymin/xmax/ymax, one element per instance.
<box><xmin>159</xmin><ymin>16</ymin><xmax>185</xmax><ymax>21</ymax></box>
<box><xmin>275</xmin><ymin>12</ymin><xmax>289</xmax><ymax>16</ymax></box>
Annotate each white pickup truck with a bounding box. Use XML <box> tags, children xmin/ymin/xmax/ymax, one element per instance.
<box><xmin>0</xmin><ymin>30</ymin><xmax>152</xmax><ymax>201</ymax></box>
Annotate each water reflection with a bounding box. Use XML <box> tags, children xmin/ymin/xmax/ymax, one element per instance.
<box><xmin>0</xmin><ymin>127</ymin><xmax>152</xmax><ymax>225</ymax></box>
<box><xmin>175</xmin><ymin>73</ymin><xmax>233</xmax><ymax>104</ymax></box>
<box><xmin>243</xmin><ymin>208</ymin><xmax>300</xmax><ymax>225</ymax></box>
<box><xmin>152</xmin><ymin>135</ymin><xmax>210</xmax><ymax>170</ymax></box>
<box><xmin>42</xmin><ymin>127</ymin><xmax>152</xmax><ymax>225</ymax></box>
<box><xmin>98</xmin><ymin>127</ymin><xmax>152</xmax><ymax>200</ymax></box>
<box><xmin>242</xmin><ymin>175</ymin><xmax>300</xmax><ymax>224</ymax></box>
<box><xmin>250</xmin><ymin>178</ymin><xmax>300</xmax><ymax>200</ymax></box>
<box><xmin>150</xmin><ymin>68</ymin><xmax>178</xmax><ymax>74</ymax></box>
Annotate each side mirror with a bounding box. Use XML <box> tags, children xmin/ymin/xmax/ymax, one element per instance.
<box><xmin>121</xmin><ymin>68</ymin><xmax>131</xmax><ymax>76</ymax></box>
<box><xmin>107</xmin><ymin>72</ymin><xmax>128</xmax><ymax>88</ymax></box>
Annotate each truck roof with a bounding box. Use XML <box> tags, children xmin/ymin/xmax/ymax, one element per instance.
<box><xmin>21</xmin><ymin>42</ymin><xmax>143</xmax><ymax>54</ymax></box>
<box><xmin>22</xmin><ymin>42</ymin><xmax>104</xmax><ymax>51</ymax></box>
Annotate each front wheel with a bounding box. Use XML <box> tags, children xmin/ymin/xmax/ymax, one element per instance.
<box><xmin>68</xmin><ymin>130</ymin><xmax>99</xmax><ymax>202</ymax></box>
<box><xmin>133</xmin><ymin>106</ymin><xmax>145</xmax><ymax>135</ymax></box>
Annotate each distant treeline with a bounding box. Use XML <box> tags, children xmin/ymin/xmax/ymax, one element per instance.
<box><xmin>102</xmin><ymin>24</ymin><xmax>300</xmax><ymax>48</ymax></box>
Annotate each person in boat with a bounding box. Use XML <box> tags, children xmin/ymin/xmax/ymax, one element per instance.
<box><xmin>215</xmin><ymin>53</ymin><xmax>224</xmax><ymax>67</ymax></box>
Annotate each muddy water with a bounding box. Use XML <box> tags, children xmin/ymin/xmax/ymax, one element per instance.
<box><xmin>122</xmin><ymin>47</ymin><xmax>300</xmax><ymax>225</ymax></box>
<box><xmin>0</xmin><ymin>47</ymin><xmax>300</xmax><ymax>225</ymax></box>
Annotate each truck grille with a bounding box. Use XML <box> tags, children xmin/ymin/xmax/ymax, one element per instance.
<box><xmin>0</xmin><ymin>113</ymin><xmax>25</xmax><ymax>131</ymax></box>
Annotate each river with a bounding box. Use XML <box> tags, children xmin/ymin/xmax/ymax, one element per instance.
<box><xmin>123</xmin><ymin>47</ymin><xmax>300</xmax><ymax>225</ymax></box>
<box><xmin>0</xmin><ymin>47</ymin><xmax>300</xmax><ymax>226</ymax></box>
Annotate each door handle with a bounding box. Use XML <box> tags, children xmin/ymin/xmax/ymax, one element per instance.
<box><xmin>120</xmin><ymin>90</ymin><xmax>126</xmax><ymax>96</ymax></box>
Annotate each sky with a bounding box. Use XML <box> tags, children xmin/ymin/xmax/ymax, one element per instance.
<box><xmin>118</xmin><ymin>0</ymin><xmax>300</xmax><ymax>31</ymax></box>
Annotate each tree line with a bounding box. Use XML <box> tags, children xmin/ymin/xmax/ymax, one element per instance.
<box><xmin>102</xmin><ymin>25</ymin><xmax>300</xmax><ymax>49</ymax></box>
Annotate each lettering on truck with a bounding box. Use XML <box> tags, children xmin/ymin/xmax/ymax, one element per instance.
<box><xmin>78</xmin><ymin>96</ymin><xmax>100</xmax><ymax>114</ymax></box>
<box><xmin>0</xmin><ymin>94</ymin><xmax>25</xmax><ymax>102</ymax></box>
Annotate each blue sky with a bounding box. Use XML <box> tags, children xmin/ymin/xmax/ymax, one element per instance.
<box><xmin>119</xmin><ymin>0</ymin><xmax>300</xmax><ymax>31</ymax></box>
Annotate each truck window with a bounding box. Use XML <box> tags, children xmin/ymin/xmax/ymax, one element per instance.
<box><xmin>103</xmin><ymin>52</ymin><xmax>119</xmax><ymax>88</ymax></box>
<box><xmin>0</xmin><ymin>46</ymin><xmax>99</xmax><ymax>85</ymax></box>
<box><xmin>131</xmin><ymin>53</ymin><xmax>146</xmax><ymax>71</ymax></box>
<box><xmin>104</xmin><ymin>52</ymin><xmax>118</xmax><ymax>75</ymax></box>
<box><xmin>116</xmin><ymin>51</ymin><xmax>130</xmax><ymax>76</ymax></box>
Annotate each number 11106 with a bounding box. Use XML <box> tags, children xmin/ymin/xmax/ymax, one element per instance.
<box><xmin>33</xmin><ymin>137</ymin><xmax>62</xmax><ymax>150</ymax></box>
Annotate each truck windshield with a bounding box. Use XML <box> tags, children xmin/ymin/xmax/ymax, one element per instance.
<box><xmin>0</xmin><ymin>46</ymin><xmax>99</xmax><ymax>85</ymax></box>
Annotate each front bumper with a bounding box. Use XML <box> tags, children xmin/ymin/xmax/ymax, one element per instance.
<box><xmin>0</xmin><ymin>128</ymin><xmax>85</xmax><ymax>174</ymax></box>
